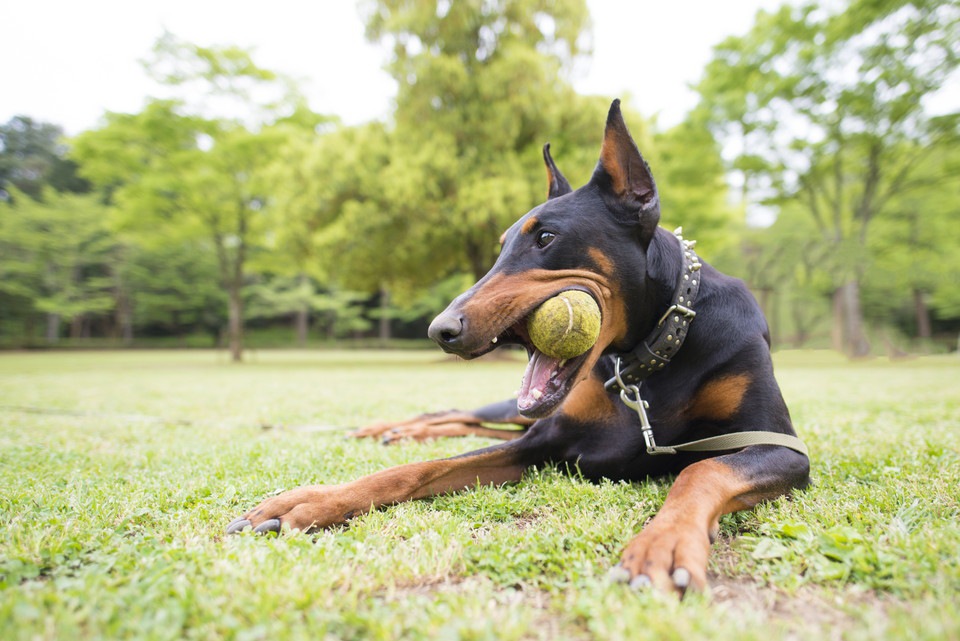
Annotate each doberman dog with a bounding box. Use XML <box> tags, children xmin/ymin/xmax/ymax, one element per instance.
<box><xmin>227</xmin><ymin>100</ymin><xmax>810</xmax><ymax>595</ymax></box>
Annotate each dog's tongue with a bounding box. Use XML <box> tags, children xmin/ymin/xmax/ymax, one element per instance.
<box><xmin>517</xmin><ymin>350</ymin><xmax>562</xmax><ymax>412</ymax></box>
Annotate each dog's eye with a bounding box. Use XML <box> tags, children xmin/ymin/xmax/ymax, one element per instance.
<box><xmin>536</xmin><ymin>231</ymin><xmax>556</xmax><ymax>249</ymax></box>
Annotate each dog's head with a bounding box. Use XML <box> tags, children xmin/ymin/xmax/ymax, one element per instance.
<box><xmin>429</xmin><ymin>100</ymin><xmax>662</xmax><ymax>418</ymax></box>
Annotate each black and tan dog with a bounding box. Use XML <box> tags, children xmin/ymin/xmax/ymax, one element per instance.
<box><xmin>227</xmin><ymin>100</ymin><xmax>809</xmax><ymax>595</ymax></box>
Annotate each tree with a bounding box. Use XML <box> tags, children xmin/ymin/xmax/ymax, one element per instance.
<box><xmin>0</xmin><ymin>189</ymin><xmax>115</xmax><ymax>342</ymax></box>
<box><xmin>0</xmin><ymin>116</ymin><xmax>89</xmax><ymax>201</ymax></box>
<box><xmin>123</xmin><ymin>240</ymin><xmax>225</xmax><ymax>344</ymax></box>
<box><xmin>652</xmin><ymin>114</ymin><xmax>740</xmax><ymax>259</ymax></box>
<box><xmin>863</xmin><ymin>143</ymin><xmax>960</xmax><ymax>346</ymax></box>
<box><xmin>73</xmin><ymin>35</ymin><xmax>321</xmax><ymax>361</ymax></box>
<box><xmin>697</xmin><ymin>0</ymin><xmax>959</xmax><ymax>356</ymax></box>
<box><xmin>259</xmin><ymin>121</ymin><xmax>389</xmax><ymax>340</ymax></box>
<box><xmin>358</xmin><ymin>0</ymin><xmax>595</xmax><ymax>287</ymax></box>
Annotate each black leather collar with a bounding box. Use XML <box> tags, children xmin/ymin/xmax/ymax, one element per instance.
<box><xmin>605</xmin><ymin>227</ymin><xmax>701</xmax><ymax>390</ymax></box>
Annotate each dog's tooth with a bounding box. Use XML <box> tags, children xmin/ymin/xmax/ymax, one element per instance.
<box><xmin>559</xmin><ymin>359</ymin><xmax>567</xmax><ymax>368</ymax></box>
<box><xmin>531</xmin><ymin>389</ymin><xmax>543</xmax><ymax>400</ymax></box>
<box><xmin>492</xmin><ymin>336</ymin><xmax>498</xmax><ymax>344</ymax></box>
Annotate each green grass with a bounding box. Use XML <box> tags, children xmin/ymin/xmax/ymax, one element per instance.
<box><xmin>1</xmin><ymin>349</ymin><xmax>958</xmax><ymax>640</ymax></box>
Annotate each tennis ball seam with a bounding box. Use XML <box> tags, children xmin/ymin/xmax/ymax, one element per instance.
<box><xmin>560</xmin><ymin>295</ymin><xmax>575</xmax><ymax>338</ymax></box>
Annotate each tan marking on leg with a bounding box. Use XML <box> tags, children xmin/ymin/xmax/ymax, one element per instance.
<box><xmin>346</xmin><ymin>450</ymin><xmax>525</xmax><ymax>505</ymax></box>
<box><xmin>687</xmin><ymin>374</ymin><xmax>752</xmax><ymax>421</ymax></box>
<box><xmin>351</xmin><ymin>411</ymin><xmax>479</xmax><ymax>438</ymax></box>
<box><xmin>382</xmin><ymin>422</ymin><xmax>525</xmax><ymax>443</ymax></box>
<box><xmin>241</xmin><ymin>449</ymin><xmax>525</xmax><ymax>532</ymax></box>
<box><xmin>618</xmin><ymin>458</ymin><xmax>766</xmax><ymax>595</ymax></box>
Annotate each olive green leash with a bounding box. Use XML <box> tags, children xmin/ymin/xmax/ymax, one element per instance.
<box><xmin>616</xmin><ymin>376</ymin><xmax>808</xmax><ymax>457</ymax></box>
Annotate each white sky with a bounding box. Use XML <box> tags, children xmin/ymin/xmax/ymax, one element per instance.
<box><xmin>2</xmin><ymin>0</ymin><xmax>788</xmax><ymax>135</ymax></box>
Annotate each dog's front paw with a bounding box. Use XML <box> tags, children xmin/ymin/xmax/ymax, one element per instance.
<box><xmin>608</xmin><ymin>513</ymin><xmax>712</xmax><ymax>597</ymax></box>
<box><xmin>226</xmin><ymin>485</ymin><xmax>348</xmax><ymax>535</ymax></box>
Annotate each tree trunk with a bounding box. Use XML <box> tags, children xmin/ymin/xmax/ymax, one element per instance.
<box><xmin>790</xmin><ymin>300</ymin><xmax>809</xmax><ymax>348</ymax></box>
<box><xmin>117</xmin><ymin>293</ymin><xmax>133</xmax><ymax>346</ymax></box>
<box><xmin>758</xmin><ymin>288</ymin><xmax>777</xmax><ymax>347</ymax></box>
<box><xmin>23</xmin><ymin>315</ymin><xmax>36</xmax><ymax>344</ymax></box>
<box><xmin>378</xmin><ymin>288</ymin><xmax>391</xmax><ymax>345</ymax></box>
<box><xmin>295</xmin><ymin>272</ymin><xmax>310</xmax><ymax>347</ymax></box>
<box><xmin>831</xmin><ymin>288</ymin><xmax>844</xmax><ymax>352</ymax></box>
<box><xmin>122</xmin><ymin>314</ymin><xmax>134</xmax><ymax>346</ymax></box>
<box><xmin>913</xmin><ymin>289</ymin><xmax>931</xmax><ymax>340</ymax></box>
<box><xmin>45</xmin><ymin>313</ymin><xmax>61</xmax><ymax>344</ymax></box>
<box><xmin>758</xmin><ymin>288</ymin><xmax>772</xmax><ymax>322</ymax></box>
<box><xmin>840</xmin><ymin>280</ymin><xmax>871</xmax><ymax>357</ymax></box>
<box><xmin>227</xmin><ymin>286</ymin><xmax>244</xmax><ymax>362</ymax></box>
<box><xmin>112</xmin><ymin>261</ymin><xmax>133</xmax><ymax>346</ymax></box>
<box><xmin>295</xmin><ymin>308</ymin><xmax>309</xmax><ymax>347</ymax></box>
<box><xmin>70</xmin><ymin>314</ymin><xmax>84</xmax><ymax>340</ymax></box>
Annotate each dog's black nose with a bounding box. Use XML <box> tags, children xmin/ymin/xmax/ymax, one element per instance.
<box><xmin>428</xmin><ymin>311</ymin><xmax>465</xmax><ymax>351</ymax></box>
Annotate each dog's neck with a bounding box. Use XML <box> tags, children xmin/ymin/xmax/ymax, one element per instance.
<box><xmin>610</xmin><ymin>226</ymin><xmax>701</xmax><ymax>386</ymax></box>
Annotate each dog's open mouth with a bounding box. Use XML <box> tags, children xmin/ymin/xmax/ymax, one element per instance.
<box><xmin>516</xmin><ymin>347</ymin><xmax>590</xmax><ymax>417</ymax></box>
<box><xmin>490</xmin><ymin>306</ymin><xmax>597</xmax><ymax>419</ymax></box>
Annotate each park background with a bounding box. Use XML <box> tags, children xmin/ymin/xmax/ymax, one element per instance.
<box><xmin>2</xmin><ymin>0</ymin><xmax>957</xmax><ymax>361</ymax></box>
<box><xmin>2</xmin><ymin>2</ymin><xmax>959</xmax><ymax>640</ymax></box>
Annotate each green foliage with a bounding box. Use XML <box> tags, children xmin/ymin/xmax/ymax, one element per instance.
<box><xmin>4</xmin><ymin>3</ymin><xmax>957</xmax><ymax>351</ymax></box>
<box><xmin>262</xmin><ymin>122</ymin><xmax>393</xmax><ymax>290</ymax></box>
<box><xmin>697</xmin><ymin>0</ymin><xmax>960</xmax><ymax>353</ymax></box>
<box><xmin>262</xmin><ymin>1</ymin><xmax>736</xmax><ymax>312</ymax></box>
<box><xmin>0</xmin><ymin>189</ymin><xmax>115</xmax><ymax>338</ymax></box>
<box><xmin>653</xmin><ymin>115</ymin><xmax>741</xmax><ymax>257</ymax></box>
<box><xmin>71</xmin><ymin>34</ymin><xmax>326</xmax><ymax>359</ymax></box>
<box><xmin>358</xmin><ymin>0</ymin><xmax>596</xmax><ymax>284</ymax></box>
<box><xmin>124</xmin><ymin>241</ymin><xmax>225</xmax><ymax>335</ymax></box>
<box><xmin>143</xmin><ymin>30</ymin><xmax>302</xmax><ymax>127</ymax></box>
<box><xmin>0</xmin><ymin>116</ymin><xmax>89</xmax><ymax>200</ymax></box>
<box><xmin>862</xmin><ymin>144</ymin><xmax>960</xmax><ymax>329</ymax></box>
<box><xmin>245</xmin><ymin>276</ymin><xmax>373</xmax><ymax>340</ymax></box>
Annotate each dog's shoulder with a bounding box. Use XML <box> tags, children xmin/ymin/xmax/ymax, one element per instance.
<box><xmin>693</xmin><ymin>261</ymin><xmax>771</xmax><ymax>351</ymax></box>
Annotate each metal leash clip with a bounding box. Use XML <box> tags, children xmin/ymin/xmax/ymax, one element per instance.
<box><xmin>613</xmin><ymin>357</ymin><xmax>675</xmax><ymax>456</ymax></box>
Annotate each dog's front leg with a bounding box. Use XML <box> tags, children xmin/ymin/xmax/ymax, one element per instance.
<box><xmin>226</xmin><ymin>443</ymin><xmax>527</xmax><ymax>534</ymax></box>
<box><xmin>612</xmin><ymin>445</ymin><xmax>809</xmax><ymax>595</ymax></box>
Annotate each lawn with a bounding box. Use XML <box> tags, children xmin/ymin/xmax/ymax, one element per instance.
<box><xmin>1</xmin><ymin>349</ymin><xmax>958</xmax><ymax>640</ymax></box>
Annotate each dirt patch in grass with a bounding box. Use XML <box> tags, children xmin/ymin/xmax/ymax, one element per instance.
<box><xmin>512</xmin><ymin>512</ymin><xmax>543</xmax><ymax>531</ymax></box>
<box><xmin>709</xmin><ymin>540</ymin><xmax>899</xmax><ymax>639</ymax></box>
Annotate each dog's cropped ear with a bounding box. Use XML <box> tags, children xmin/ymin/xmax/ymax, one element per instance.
<box><xmin>592</xmin><ymin>99</ymin><xmax>660</xmax><ymax>244</ymax></box>
<box><xmin>542</xmin><ymin>143</ymin><xmax>572</xmax><ymax>200</ymax></box>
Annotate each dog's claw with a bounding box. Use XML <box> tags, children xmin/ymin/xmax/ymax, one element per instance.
<box><xmin>629</xmin><ymin>574</ymin><xmax>652</xmax><ymax>591</ymax></box>
<box><xmin>226</xmin><ymin>518</ymin><xmax>251</xmax><ymax>535</ymax></box>
<box><xmin>253</xmin><ymin>519</ymin><xmax>282</xmax><ymax>534</ymax></box>
<box><xmin>606</xmin><ymin>565</ymin><xmax>631</xmax><ymax>584</ymax></box>
<box><xmin>672</xmin><ymin>567</ymin><xmax>691</xmax><ymax>590</ymax></box>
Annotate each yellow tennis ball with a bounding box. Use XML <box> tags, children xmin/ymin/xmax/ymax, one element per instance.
<box><xmin>527</xmin><ymin>290</ymin><xmax>601</xmax><ymax>360</ymax></box>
